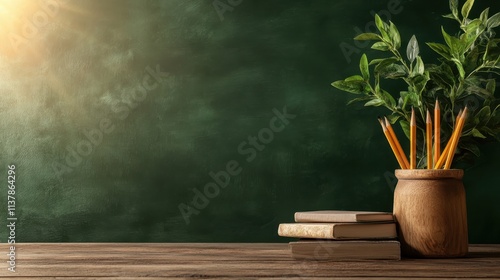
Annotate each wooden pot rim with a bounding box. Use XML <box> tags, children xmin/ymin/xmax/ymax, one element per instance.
<box><xmin>395</xmin><ymin>169</ymin><xmax>463</xmax><ymax>180</ymax></box>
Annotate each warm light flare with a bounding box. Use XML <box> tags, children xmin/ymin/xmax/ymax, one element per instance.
<box><xmin>0</xmin><ymin>1</ymin><xmax>35</xmax><ymax>27</ymax></box>
<box><xmin>0</xmin><ymin>0</ymin><xmax>77</xmax><ymax>107</ymax></box>
<box><xmin>0</xmin><ymin>1</ymin><xmax>38</xmax><ymax>58</ymax></box>
<box><xmin>0</xmin><ymin>0</ymin><xmax>70</xmax><ymax>59</ymax></box>
<box><xmin>0</xmin><ymin>1</ymin><xmax>23</xmax><ymax>16</ymax></box>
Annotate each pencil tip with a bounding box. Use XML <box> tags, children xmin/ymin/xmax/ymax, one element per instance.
<box><xmin>378</xmin><ymin>118</ymin><xmax>385</xmax><ymax>127</ymax></box>
<box><xmin>383</xmin><ymin>116</ymin><xmax>391</xmax><ymax>126</ymax></box>
<box><xmin>462</xmin><ymin>106</ymin><xmax>468</xmax><ymax>118</ymax></box>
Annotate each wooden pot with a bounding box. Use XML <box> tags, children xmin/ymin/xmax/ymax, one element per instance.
<box><xmin>393</xmin><ymin>169</ymin><xmax>468</xmax><ymax>258</ymax></box>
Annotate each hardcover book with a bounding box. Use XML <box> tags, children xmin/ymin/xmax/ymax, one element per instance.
<box><xmin>294</xmin><ymin>210</ymin><xmax>394</xmax><ymax>223</ymax></box>
<box><xmin>278</xmin><ymin>222</ymin><xmax>397</xmax><ymax>239</ymax></box>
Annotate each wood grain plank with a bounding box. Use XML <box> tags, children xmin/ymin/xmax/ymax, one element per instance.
<box><xmin>0</xmin><ymin>243</ymin><xmax>499</xmax><ymax>278</ymax></box>
<box><xmin>0</xmin><ymin>278</ymin><xmax>493</xmax><ymax>280</ymax></box>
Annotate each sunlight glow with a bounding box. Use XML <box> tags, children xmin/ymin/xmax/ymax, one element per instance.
<box><xmin>0</xmin><ymin>1</ymin><xmax>23</xmax><ymax>15</ymax></box>
<box><xmin>0</xmin><ymin>0</ymin><xmax>74</xmax><ymax>107</ymax></box>
<box><xmin>0</xmin><ymin>0</ymin><xmax>67</xmax><ymax>59</ymax></box>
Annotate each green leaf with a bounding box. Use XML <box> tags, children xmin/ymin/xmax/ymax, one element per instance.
<box><xmin>346</xmin><ymin>96</ymin><xmax>372</xmax><ymax>105</ymax></box>
<box><xmin>460</xmin><ymin>142</ymin><xmax>480</xmax><ymax>157</ymax></box>
<box><xmin>441</xmin><ymin>27</ymin><xmax>463</xmax><ymax>58</ymax></box>
<box><xmin>474</xmin><ymin>106</ymin><xmax>491</xmax><ymax>127</ymax></box>
<box><xmin>354</xmin><ymin>33</ymin><xmax>381</xmax><ymax>41</ymax></box>
<box><xmin>493</xmin><ymin>104</ymin><xmax>500</xmax><ymax>114</ymax></box>
<box><xmin>451</xmin><ymin>58</ymin><xmax>465</xmax><ymax>79</ymax></box>
<box><xmin>464</xmin><ymin>44</ymin><xmax>480</xmax><ymax>73</ymax></box>
<box><xmin>486</xmin><ymin>79</ymin><xmax>496</xmax><ymax>95</ymax></box>
<box><xmin>427</xmin><ymin>63</ymin><xmax>455</xmax><ymax>89</ymax></box>
<box><xmin>450</xmin><ymin>0</ymin><xmax>459</xmax><ymax>19</ymax></box>
<box><xmin>471</xmin><ymin>128</ymin><xmax>487</xmax><ymax>138</ymax></box>
<box><xmin>389</xmin><ymin>21</ymin><xmax>401</xmax><ymax>49</ymax></box>
<box><xmin>379</xmin><ymin>89</ymin><xmax>397</xmax><ymax>109</ymax></box>
<box><xmin>359</xmin><ymin>54</ymin><xmax>370</xmax><ymax>81</ymax></box>
<box><xmin>364</xmin><ymin>98</ymin><xmax>385</xmax><ymax>107</ymax></box>
<box><xmin>399</xmin><ymin>120</ymin><xmax>411</xmax><ymax>140</ymax></box>
<box><xmin>427</xmin><ymin>42</ymin><xmax>451</xmax><ymax>60</ymax></box>
<box><xmin>461</xmin><ymin>19</ymin><xmax>484</xmax><ymax>51</ymax></box>
<box><xmin>443</xmin><ymin>13</ymin><xmax>457</xmax><ymax>20</ymax></box>
<box><xmin>409</xmin><ymin>72</ymin><xmax>430</xmax><ymax>95</ymax></box>
<box><xmin>374</xmin><ymin>14</ymin><xmax>390</xmax><ymax>41</ymax></box>
<box><xmin>386</xmin><ymin>114</ymin><xmax>400</xmax><ymax>124</ymax></box>
<box><xmin>461</xmin><ymin>0</ymin><xmax>474</xmax><ymax>20</ymax></box>
<box><xmin>413</xmin><ymin>56</ymin><xmax>425</xmax><ymax>76</ymax></box>
<box><xmin>376</xmin><ymin>63</ymin><xmax>407</xmax><ymax>79</ymax></box>
<box><xmin>371</xmin><ymin>42</ymin><xmax>390</xmax><ymax>51</ymax></box>
<box><xmin>480</xmin><ymin>8</ymin><xmax>489</xmax><ymax>24</ymax></box>
<box><xmin>487</xmin><ymin>104</ymin><xmax>500</xmax><ymax>126</ymax></box>
<box><xmin>345</xmin><ymin>75</ymin><xmax>364</xmax><ymax>81</ymax></box>
<box><xmin>331</xmin><ymin>80</ymin><xmax>366</xmax><ymax>94</ymax></box>
<box><xmin>487</xmin><ymin>12</ymin><xmax>500</xmax><ymax>29</ymax></box>
<box><xmin>483</xmin><ymin>38</ymin><xmax>500</xmax><ymax>62</ymax></box>
<box><xmin>375</xmin><ymin>73</ymin><xmax>380</xmax><ymax>94</ymax></box>
<box><xmin>400</xmin><ymin>91</ymin><xmax>420</xmax><ymax>108</ymax></box>
<box><xmin>462</xmin><ymin>77</ymin><xmax>494</xmax><ymax>99</ymax></box>
<box><xmin>463</xmin><ymin>77</ymin><xmax>496</xmax><ymax>99</ymax></box>
<box><xmin>369</xmin><ymin>57</ymin><xmax>398</xmax><ymax>66</ymax></box>
<box><xmin>397</xmin><ymin>96</ymin><xmax>404</xmax><ymax>109</ymax></box>
<box><xmin>463</xmin><ymin>18</ymin><xmax>483</xmax><ymax>32</ymax></box>
<box><xmin>406</xmin><ymin>35</ymin><xmax>419</xmax><ymax>63</ymax></box>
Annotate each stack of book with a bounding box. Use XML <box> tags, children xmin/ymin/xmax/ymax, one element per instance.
<box><xmin>278</xmin><ymin>210</ymin><xmax>400</xmax><ymax>260</ymax></box>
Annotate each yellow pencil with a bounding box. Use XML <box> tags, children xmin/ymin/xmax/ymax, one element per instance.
<box><xmin>410</xmin><ymin>108</ymin><xmax>416</xmax><ymax>169</ymax></box>
<box><xmin>434</xmin><ymin>99</ymin><xmax>440</xmax><ymax>168</ymax></box>
<box><xmin>384</xmin><ymin>117</ymin><xmax>409</xmax><ymax>169</ymax></box>
<box><xmin>379</xmin><ymin>118</ymin><xmax>407</xmax><ymax>169</ymax></box>
<box><xmin>426</xmin><ymin>109</ymin><xmax>432</xmax><ymax>169</ymax></box>
<box><xmin>434</xmin><ymin>138</ymin><xmax>451</xmax><ymax>169</ymax></box>
<box><xmin>434</xmin><ymin>110</ymin><xmax>462</xmax><ymax>169</ymax></box>
<box><xmin>444</xmin><ymin>107</ymin><xmax>468</xmax><ymax>169</ymax></box>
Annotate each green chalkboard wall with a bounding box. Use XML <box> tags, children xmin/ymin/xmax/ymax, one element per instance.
<box><xmin>1</xmin><ymin>0</ymin><xmax>499</xmax><ymax>243</ymax></box>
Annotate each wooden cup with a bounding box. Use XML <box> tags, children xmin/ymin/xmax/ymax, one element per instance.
<box><xmin>393</xmin><ymin>169</ymin><xmax>468</xmax><ymax>258</ymax></box>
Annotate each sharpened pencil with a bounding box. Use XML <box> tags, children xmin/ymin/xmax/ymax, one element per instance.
<box><xmin>434</xmin><ymin>138</ymin><xmax>452</xmax><ymax>169</ymax></box>
<box><xmin>434</xmin><ymin>99</ymin><xmax>440</xmax><ymax>168</ymax></box>
<box><xmin>426</xmin><ymin>109</ymin><xmax>432</xmax><ymax>169</ymax></box>
<box><xmin>379</xmin><ymin>118</ymin><xmax>407</xmax><ymax>169</ymax></box>
<box><xmin>444</xmin><ymin>107</ymin><xmax>468</xmax><ymax>169</ymax></box>
<box><xmin>434</xmin><ymin>110</ymin><xmax>462</xmax><ymax>169</ymax></box>
<box><xmin>384</xmin><ymin>117</ymin><xmax>409</xmax><ymax>169</ymax></box>
<box><xmin>410</xmin><ymin>108</ymin><xmax>416</xmax><ymax>169</ymax></box>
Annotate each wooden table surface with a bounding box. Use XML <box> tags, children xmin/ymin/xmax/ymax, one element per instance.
<box><xmin>1</xmin><ymin>243</ymin><xmax>500</xmax><ymax>279</ymax></box>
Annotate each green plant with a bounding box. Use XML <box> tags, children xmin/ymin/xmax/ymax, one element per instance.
<box><xmin>332</xmin><ymin>0</ymin><xmax>500</xmax><ymax>168</ymax></box>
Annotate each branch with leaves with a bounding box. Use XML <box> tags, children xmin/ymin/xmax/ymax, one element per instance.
<box><xmin>332</xmin><ymin>0</ymin><xmax>500</xmax><ymax>167</ymax></box>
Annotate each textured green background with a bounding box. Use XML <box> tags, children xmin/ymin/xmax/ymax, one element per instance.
<box><xmin>0</xmin><ymin>0</ymin><xmax>499</xmax><ymax>243</ymax></box>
